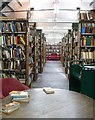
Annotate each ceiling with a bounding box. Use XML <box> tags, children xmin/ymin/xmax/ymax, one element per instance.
<box><xmin>0</xmin><ymin>0</ymin><xmax>94</xmax><ymax>43</ymax></box>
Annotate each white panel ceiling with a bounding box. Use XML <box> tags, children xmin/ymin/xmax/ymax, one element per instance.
<box><xmin>29</xmin><ymin>0</ymin><xmax>93</xmax><ymax>43</ymax></box>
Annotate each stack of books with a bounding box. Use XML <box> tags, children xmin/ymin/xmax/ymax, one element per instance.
<box><xmin>9</xmin><ymin>91</ymin><xmax>30</xmax><ymax>102</ymax></box>
<box><xmin>2</xmin><ymin>101</ymin><xmax>20</xmax><ymax>114</ymax></box>
<box><xmin>43</xmin><ymin>87</ymin><xmax>54</xmax><ymax>94</ymax></box>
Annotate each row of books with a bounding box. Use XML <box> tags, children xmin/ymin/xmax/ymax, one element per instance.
<box><xmin>0</xmin><ymin>22</ymin><xmax>26</xmax><ymax>32</ymax></box>
<box><xmin>2</xmin><ymin>48</ymin><xmax>25</xmax><ymax>59</ymax></box>
<box><xmin>2</xmin><ymin>73</ymin><xmax>25</xmax><ymax>81</ymax></box>
<box><xmin>80</xmin><ymin>11</ymin><xmax>95</xmax><ymax>20</ymax></box>
<box><xmin>81</xmin><ymin>24</ymin><xmax>95</xmax><ymax>33</ymax></box>
<box><xmin>0</xmin><ymin>35</ymin><xmax>26</xmax><ymax>45</ymax></box>
<box><xmin>2</xmin><ymin>91</ymin><xmax>29</xmax><ymax>114</ymax></box>
<box><xmin>81</xmin><ymin>36</ymin><xmax>95</xmax><ymax>46</ymax></box>
<box><xmin>2</xmin><ymin>73</ymin><xmax>17</xmax><ymax>79</ymax></box>
<box><xmin>2</xmin><ymin>60</ymin><xmax>25</xmax><ymax>70</ymax></box>
<box><xmin>81</xmin><ymin>51</ymin><xmax>95</xmax><ymax>59</ymax></box>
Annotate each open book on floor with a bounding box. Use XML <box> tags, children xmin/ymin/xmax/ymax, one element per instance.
<box><xmin>43</xmin><ymin>87</ymin><xmax>54</xmax><ymax>94</ymax></box>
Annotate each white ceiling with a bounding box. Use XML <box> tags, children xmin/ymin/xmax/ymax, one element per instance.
<box><xmin>1</xmin><ymin>0</ymin><xmax>94</xmax><ymax>43</ymax></box>
<box><xmin>29</xmin><ymin>0</ymin><xmax>93</xmax><ymax>43</ymax></box>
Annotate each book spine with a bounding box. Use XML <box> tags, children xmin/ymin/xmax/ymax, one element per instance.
<box><xmin>20</xmin><ymin>36</ymin><xmax>26</xmax><ymax>45</ymax></box>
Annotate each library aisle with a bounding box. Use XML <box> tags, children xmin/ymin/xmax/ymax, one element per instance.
<box><xmin>31</xmin><ymin>61</ymin><xmax>69</xmax><ymax>89</ymax></box>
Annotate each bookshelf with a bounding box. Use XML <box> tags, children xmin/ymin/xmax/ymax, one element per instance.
<box><xmin>28</xmin><ymin>31</ymin><xmax>34</xmax><ymax>85</ymax></box>
<box><xmin>42</xmin><ymin>33</ymin><xmax>46</xmax><ymax>66</ymax></box>
<box><xmin>36</xmin><ymin>29</ymin><xmax>44</xmax><ymax>73</ymax></box>
<box><xmin>0</xmin><ymin>19</ymin><xmax>30</xmax><ymax>85</ymax></box>
<box><xmin>61</xmin><ymin>38</ymin><xmax>65</xmax><ymax>67</ymax></box>
<box><xmin>79</xmin><ymin>10</ymin><xmax>95</xmax><ymax>64</ymax></box>
<box><xmin>46</xmin><ymin>43</ymin><xmax>60</xmax><ymax>59</ymax></box>
<box><xmin>63</xmin><ymin>30</ymin><xmax>72</xmax><ymax>74</ymax></box>
<box><xmin>72</xmin><ymin>23</ymin><xmax>80</xmax><ymax>62</ymax></box>
<box><xmin>29</xmin><ymin>24</ymin><xmax>46</xmax><ymax>81</ymax></box>
<box><xmin>29</xmin><ymin>24</ymin><xmax>38</xmax><ymax>81</ymax></box>
<box><xmin>59</xmin><ymin>42</ymin><xmax>62</xmax><ymax>63</ymax></box>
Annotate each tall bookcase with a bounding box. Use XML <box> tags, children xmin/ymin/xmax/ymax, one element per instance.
<box><xmin>59</xmin><ymin>42</ymin><xmax>62</xmax><ymax>63</ymax></box>
<box><xmin>42</xmin><ymin>33</ymin><xmax>46</xmax><ymax>66</ymax></box>
<box><xmin>29</xmin><ymin>23</ymin><xmax>38</xmax><ymax>81</ymax></box>
<box><xmin>64</xmin><ymin>30</ymin><xmax>72</xmax><ymax>74</ymax></box>
<box><xmin>1</xmin><ymin>19</ymin><xmax>29</xmax><ymax>85</ymax></box>
<box><xmin>71</xmin><ymin>23</ymin><xmax>80</xmax><ymax>62</ymax></box>
<box><xmin>28</xmin><ymin>29</ymin><xmax>34</xmax><ymax>85</ymax></box>
<box><xmin>61</xmin><ymin>37</ymin><xmax>65</xmax><ymax>67</ymax></box>
<box><xmin>79</xmin><ymin>10</ymin><xmax>95</xmax><ymax>64</ymax></box>
<box><xmin>36</xmin><ymin>29</ymin><xmax>44</xmax><ymax>73</ymax></box>
<box><xmin>46</xmin><ymin>43</ymin><xmax>60</xmax><ymax>58</ymax></box>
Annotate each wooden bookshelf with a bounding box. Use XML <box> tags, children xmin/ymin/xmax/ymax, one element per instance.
<box><xmin>29</xmin><ymin>24</ymin><xmax>38</xmax><ymax>81</ymax></box>
<box><xmin>1</xmin><ymin>19</ymin><xmax>29</xmax><ymax>85</ymax></box>
<box><xmin>79</xmin><ymin>10</ymin><xmax>95</xmax><ymax>64</ymax></box>
<box><xmin>46</xmin><ymin>43</ymin><xmax>60</xmax><ymax>60</ymax></box>
<box><xmin>72</xmin><ymin>24</ymin><xmax>80</xmax><ymax>62</ymax></box>
<box><xmin>61</xmin><ymin>38</ymin><xmax>65</xmax><ymax>67</ymax></box>
<box><xmin>36</xmin><ymin>29</ymin><xmax>44</xmax><ymax>73</ymax></box>
<box><xmin>63</xmin><ymin>30</ymin><xmax>72</xmax><ymax>75</ymax></box>
<box><xmin>59</xmin><ymin>42</ymin><xmax>62</xmax><ymax>64</ymax></box>
<box><xmin>29</xmin><ymin>24</ymin><xmax>46</xmax><ymax>81</ymax></box>
<box><xmin>28</xmin><ymin>28</ymin><xmax>34</xmax><ymax>85</ymax></box>
<box><xmin>42</xmin><ymin>33</ymin><xmax>46</xmax><ymax>66</ymax></box>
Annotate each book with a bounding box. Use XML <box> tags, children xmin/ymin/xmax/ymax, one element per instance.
<box><xmin>86</xmin><ymin>36</ymin><xmax>91</xmax><ymax>46</ymax></box>
<box><xmin>0</xmin><ymin>36</ymin><xmax>2</xmax><ymax>45</ymax></box>
<box><xmin>12</xmin><ymin>97</ymin><xmax>30</xmax><ymax>103</ymax></box>
<box><xmin>9</xmin><ymin>91</ymin><xmax>30</xmax><ymax>102</ymax></box>
<box><xmin>20</xmin><ymin>36</ymin><xmax>25</xmax><ymax>45</ymax></box>
<box><xmin>2</xmin><ymin>101</ymin><xmax>20</xmax><ymax>114</ymax></box>
<box><xmin>43</xmin><ymin>87</ymin><xmax>54</xmax><ymax>94</ymax></box>
<box><xmin>9</xmin><ymin>91</ymin><xmax>29</xmax><ymax>98</ymax></box>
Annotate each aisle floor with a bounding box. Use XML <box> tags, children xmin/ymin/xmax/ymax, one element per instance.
<box><xmin>31</xmin><ymin>61</ymin><xmax>69</xmax><ymax>89</ymax></box>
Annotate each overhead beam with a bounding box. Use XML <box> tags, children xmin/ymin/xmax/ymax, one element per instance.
<box><xmin>30</xmin><ymin>8</ymin><xmax>77</xmax><ymax>11</ymax></box>
<box><xmin>16</xmin><ymin>0</ymin><xmax>22</xmax><ymax>7</ymax></box>
<box><xmin>0</xmin><ymin>0</ymin><xmax>13</xmax><ymax>11</ymax></box>
<box><xmin>29</xmin><ymin>21</ymin><xmax>79</xmax><ymax>23</ymax></box>
<box><xmin>7</xmin><ymin>5</ymin><xmax>14</xmax><ymax>12</ymax></box>
<box><xmin>1</xmin><ymin>10</ymin><xmax>28</xmax><ymax>13</ymax></box>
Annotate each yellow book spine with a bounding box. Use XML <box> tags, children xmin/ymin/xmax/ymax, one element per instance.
<box><xmin>84</xmin><ymin>39</ymin><xmax>86</xmax><ymax>46</ymax></box>
<box><xmin>20</xmin><ymin>37</ymin><xmax>26</xmax><ymax>45</ymax></box>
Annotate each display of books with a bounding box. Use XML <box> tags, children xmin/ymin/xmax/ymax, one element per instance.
<box><xmin>43</xmin><ymin>87</ymin><xmax>54</xmax><ymax>94</ymax></box>
<box><xmin>9</xmin><ymin>91</ymin><xmax>30</xmax><ymax>102</ymax></box>
<box><xmin>2</xmin><ymin>101</ymin><xmax>20</xmax><ymax>114</ymax></box>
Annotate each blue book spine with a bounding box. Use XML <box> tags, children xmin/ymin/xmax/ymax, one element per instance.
<box><xmin>16</xmin><ymin>47</ymin><xmax>20</xmax><ymax>58</ymax></box>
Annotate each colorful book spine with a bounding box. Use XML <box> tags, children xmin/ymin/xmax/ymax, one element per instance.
<box><xmin>11</xmin><ymin>35</ymin><xmax>14</xmax><ymax>44</ymax></box>
<box><xmin>20</xmin><ymin>37</ymin><xmax>26</xmax><ymax>45</ymax></box>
